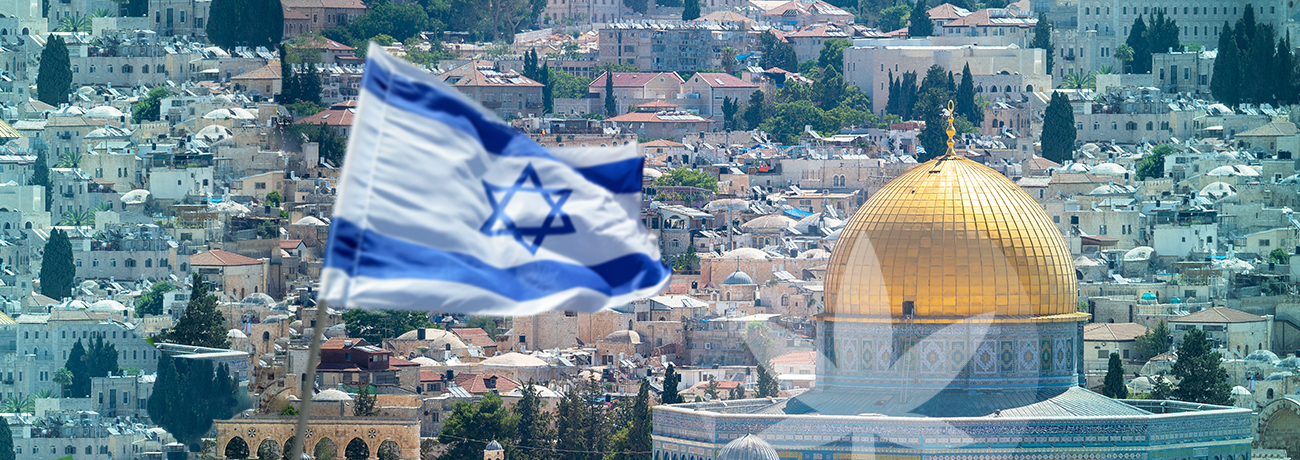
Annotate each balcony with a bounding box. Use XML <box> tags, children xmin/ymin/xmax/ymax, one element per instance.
<box><xmin>481</xmin><ymin>101</ymin><xmax>502</xmax><ymax>108</ymax></box>
<box><xmin>1063</xmin><ymin>55</ymin><xmax>1076</xmax><ymax>61</ymax></box>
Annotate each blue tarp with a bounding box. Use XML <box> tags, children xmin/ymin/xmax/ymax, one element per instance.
<box><xmin>785</xmin><ymin>208</ymin><xmax>813</xmax><ymax>218</ymax></box>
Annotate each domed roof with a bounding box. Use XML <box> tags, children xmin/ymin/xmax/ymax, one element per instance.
<box><xmin>121</xmin><ymin>189</ymin><xmax>151</xmax><ymax>204</ymax></box>
<box><xmin>720</xmin><ymin>248</ymin><xmax>769</xmax><ymax>260</ymax></box>
<box><xmin>1266</xmin><ymin>371</ymin><xmax>1296</xmax><ymax>381</ymax></box>
<box><xmin>643</xmin><ymin>168</ymin><xmax>663</xmax><ymax>179</ymax></box>
<box><xmin>1090</xmin><ymin>163</ymin><xmax>1128</xmax><ymax>176</ymax></box>
<box><xmin>324</xmin><ymin>323</ymin><xmax>348</xmax><ymax>338</ymax></box>
<box><xmin>89</xmin><ymin>299</ymin><xmax>126</xmax><ymax>311</ymax></box>
<box><xmin>723</xmin><ymin>270</ymin><xmax>755</xmax><ymax>285</ymax></box>
<box><xmin>1064</xmin><ymin>162</ymin><xmax>1091</xmax><ymax>172</ymax></box>
<box><xmin>603</xmin><ymin>330</ymin><xmax>641</xmax><ymax>344</ymax></box>
<box><xmin>409</xmin><ymin>356</ymin><xmax>439</xmax><ymax>366</ymax></box>
<box><xmin>396</xmin><ymin>328</ymin><xmax>468</xmax><ymax>348</ymax></box>
<box><xmin>197</xmin><ymin>124</ymin><xmax>232</xmax><ymax>142</ymax></box>
<box><xmin>797</xmin><ymin>248</ymin><xmax>831</xmax><ymax>259</ymax></box>
<box><xmin>1141</xmin><ymin>292</ymin><xmax>1157</xmax><ymax>301</ymax></box>
<box><xmin>53</xmin><ymin>106</ymin><xmax>87</xmax><ymax>116</ymax></box>
<box><xmin>85</xmin><ymin>105</ymin><xmax>124</xmax><ymax>119</ymax></box>
<box><xmin>1201</xmin><ymin>182</ymin><xmax>1238</xmax><ymax>199</ymax></box>
<box><xmin>242</xmin><ymin>293</ymin><xmax>276</xmax><ymax>307</ymax></box>
<box><xmin>1231</xmin><ymin>385</ymin><xmax>1251</xmax><ymax>395</ymax></box>
<box><xmin>294</xmin><ymin>216</ymin><xmax>328</xmax><ymax>226</ymax></box>
<box><xmin>203</xmin><ymin>108</ymin><xmax>234</xmax><ymax>119</ymax></box>
<box><xmin>312</xmin><ymin>389</ymin><xmax>353</xmax><ymax>401</ymax></box>
<box><xmin>1246</xmin><ymin>349</ymin><xmax>1281</xmax><ymax>363</ymax></box>
<box><xmin>482</xmin><ymin>352</ymin><xmax>549</xmax><ymax>367</ymax></box>
<box><xmin>717</xmin><ymin>434</ymin><xmax>780</xmax><ymax>460</ymax></box>
<box><xmin>1124</xmin><ymin>246</ymin><xmax>1155</xmax><ymax>261</ymax></box>
<box><xmin>227</xmin><ymin>328</ymin><xmax>247</xmax><ymax>338</ymax></box>
<box><xmin>824</xmin><ymin>155</ymin><xmax>1080</xmax><ymax>320</ymax></box>
<box><xmin>1277</xmin><ymin>356</ymin><xmax>1300</xmax><ymax>369</ymax></box>
<box><xmin>741</xmin><ymin>214</ymin><xmax>796</xmax><ymax>232</ymax></box>
<box><xmin>485</xmin><ymin>441</ymin><xmax>503</xmax><ymax>451</ymax></box>
<box><xmin>1208</xmin><ymin>165</ymin><xmax>1260</xmax><ymax>176</ymax></box>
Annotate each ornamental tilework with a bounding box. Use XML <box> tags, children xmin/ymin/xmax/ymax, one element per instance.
<box><xmin>999</xmin><ymin>341</ymin><xmax>1016</xmax><ymax>373</ymax></box>
<box><xmin>1017</xmin><ymin>339</ymin><xmax>1038</xmax><ymax>373</ymax></box>
<box><xmin>974</xmin><ymin>340</ymin><xmax>997</xmax><ymax>374</ymax></box>
<box><xmin>1054</xmin><ymin>337</ymin><xmax>1072</xmax><ymax>372</ymax></box>
<box><xmin>1040</xmin><ymin>339</ymin><xmax>1053</xmax><ymax>372</ymax></box>
<box><xmin>920</xmin><ymin>340</ymin><xmax>946</xmax><ymax>374</ymax></box>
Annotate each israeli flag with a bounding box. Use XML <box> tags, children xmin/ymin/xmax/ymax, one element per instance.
<box><xmin>320</xmin><ymin>45</ymin><xmax>671</xmax><ymax>315</ymax></box>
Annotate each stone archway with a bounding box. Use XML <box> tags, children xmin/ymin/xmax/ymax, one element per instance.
<box><xmin>224</xmin><ymin>437</ymin><xmax>250</xmax><ymax>459</ymax></box>
<box><xmin>256</xmin><ymin>438</ymin><xmax>281</xmax><ymax>459</ymax></box>
<box><xmin>378</xmin><ymin>439</ymin><xmax>401</xmax><ymax>460</ymax></box>
<box><xmin>1256</xmin><ymin>396</ymin><xmax>1300</xmax><ymax>458</ymax></box>
<box><xmin>314</xmin><ymin>437</ymin><xmax>338</xmax><ymax>460</ymax></box>
<box><xmin>282</xmin><ymin>436</ymin><xmax>298</xmax><ymax>460</ymax></box>
<box><xmin>215</xmin><ymin>417</ymin><xmax>419</xmax><ymax>460</ymax></box>
<box><xmin>345</xmin><ymin>437</ymin><xmax>369</xmax><ymax>460</ymax></box>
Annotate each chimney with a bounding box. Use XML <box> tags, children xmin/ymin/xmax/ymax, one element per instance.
<box><xmin>418</xmin><ymin>328</ymin><xmax>426</xmax><ymax>340</ymax></box>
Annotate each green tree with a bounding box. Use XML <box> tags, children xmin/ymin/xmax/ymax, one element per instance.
<box><xmin>1270</xmin><ymin>247</ymin><xmax>1290</xmax><ymax>264</ymax></box>
<box><xmin>1114</xmin><ymin>43</ymin><xmax>1134</xmax><ymax>73</ymax></box>
<box><xmin>756</xmin><ymin>363</ymin><xmax>779</xmax><ymax>397</ymax></box>
<box><xmin>1210</xmin><ymin>22</ymin><xmax>1240</xmax><ymax>105</ymax></box>
<box><xmin>1135</xmin><ymin>144</ymin><xmax>1172</xmax><ymax>180</ymax></box>
<box><xmin>1134</xmin><ymin>320</ymin><xmax>1171</xmax><ymax>360</ymax></box>
<box><xmin>1151</xmin><ymin>372</ymin><xmax>1173</xmax><ymax>400</ymax></box>
<box><xmin>1102</xmin><ymin>352</ymin><xmax>1129</xmax><ymax>399</ymax></box>
<box><xmin>136</xmin><ymin>281</ymin><xmax>173</xmax><ymax>317</ymax></box>
<box><xmin>682</xmin><ymin>0</ymin><xmax>699</xmax><ymax>20</ymax></box>
<box><xmin>817</xmin><ymin>38</ymin><xmax>852</xmax><ymax>73</ymax></box>
<box><xmin>1040</xmin><ymin>91</ymin><xmax>1075</xmax><ymax>164</ymax></box>
<box><xmin>606</xmin><ymin>380</ymin><xmax>651</xmax><ymax>460</ymax></box>
<box><xmin>438</xmin><ymin>392</ymin><xmax>514</xmax><ymax>460</ymax></box>
<box><xmin>132</xmin><ymin>87</ymin><xmax>169</xmax><ymax>123</ymax></box>
<box><xmin>1125</xmin><ymin>16</ymin><xmax>1150</xmax><ymax>74</ymax></box>
<box><xmin>760</xmin><ymin>99</ymin><xmax>835</xmax><ymax>144</ymax></box>
<box><xmin>0</xmin><ymin>415</ymin><xmax>13</xmax><ymax>460</ymax></box>
<box><xmin>915</xmin><ymin>87</ymin><xmax>951</xmax><ymax>161</ymax></box>
<box><xmin>555</xmin><ymin>381</ymin><xmax>608</xmax><ymax>460</ymax></box>
<box><xmin>37</xmin><ymin>35</ymin><xmax>71</xmax><ymax>108</ymax></box>
<box><xmin>149</xmin><ymin>356</ymin><xmax>240</xmax><ymax>450</ymax></box>
<box><xmin>86</xmin><ymin>336</ymin><xmax>120</xmax><ymax>383</ymax></box>
<box><xmin>1275</xmin><ymin>34</ymin><xmax>1296</xmax><ymax>105</ymax></box>
<box><xmin>813</xmin><ymin>67</ymin><xmax>847</xmax><ymax>110</ymax></box>
<box><xmin>744</xmin><ymin>90</ymin><xmax>767</xmax><ymax>130</ymax></box>
<box><xmin>604</xmin><ymin>72</ymin><xmax>617</xmax><ymax>117</ymax></box>
<box><xmin>29</xmin><ymin>149</ymin><xmax>50</xmax><ymax>212</ymax></box>
<box><xmin>157</xmin><ymin>274</ymin><xmax>230</xmax><ymax>349</ymax></box>
<box><xmin>514</xmin><ymin>379</ymin><xmax>555</xmax><ymax>460</ymax></box>
<box><xmin>955</xmin><ymin>63</ymin><xmax>981</xmax><ymax>127</ymax></box>
<box><xmin>1031</xmin><ymin>13</ymin><xmax>1054</xmax><ymax>73</ymax></box>
<box><xmin>354</xmin><ymin>377</ymin><xmax>378</xmax><ymax>416</ymax></box>
<box><xmin>653</xmin><ymin>168</ymin><xmax>718</xmax><ymax>191</ymax></box>
<box><xmin>53</xmin><ymin>367</ymin><xmax>73</xmax><ymax>397</ymax></box>
<box><xmin>722</xmin><ymin>96</ymin><xmax>740</xmax><ymax>131</ymax></box>
<box><xmin>40</xmin><ymin>229</ymin><xmax>75</xmax><ymax>300</ymax></box>
<box><xmin>1059</xmin><ymin>71</ymin><xmax>1097</xmax><ymax>90</ymax></box>
<box><xmin>908</xmin><ymin>0</ymin><xmax>932</xmax><ymax>37</ymax></box>
<box><xmin>1246</xmin><ymin>24</ymin><xmax>1277</xmax><ymax>104</ymax></box>
<box><xmin>465</xmin><ymin>317</ymin><xmax>500</xmax><ymax>339</ymax></box>
<box><xmin>878</xmin><ymin>2</ymin><xmax>910</xmax><ymax>32</ymax></box>
<box><xmin>728</xmin><ymin>384</ymin><xmax>745</xmax><ymax>400</ymax></box>
<box><xmin>207</xmin><ymin>0</ymin><xmax>283</xmax><ymax>49</ymax></box>
<box><xmin>549</xmin><ymin>68</ymin><xmax>593</xmax><ymax>98</ymax></box>
<box><xmin>743</xmin><ymin>321</ymin><xmax>773</xmax><ymax>363</ymax></box>
<box><xmin>292</xmin><ymin>123</ymin><xmax>347</xmax><ymax>166</ymax></box>
<box><xmin>759</xmin><ymin>31</ymin><xmax>797</xmax><ymax>71</ymax></box>
<box><xmin>661</xmin><ymin>364</ymin><xmax>682</xmax><ymax>404</ymax></box>
<box><xmin>1170</xmin><ymin>328</ymin><xmax>1232</xmax><ymax>405</ymax></box>
<box><xmin>540</xmin><ymin>62</ymin><xmax>553</xmax><ymax>114</ymax></box>
<box><xmin>624</xmin><ymin>0</ymin><xmax>647</xmax><ymax>13</ymax></box>
<box><xmin>66</xmin><ymin>340</ymin><xmax>91</xmax><ymax>397</ymax></box>
<box><xmin>342</xmin><ymin>309</ymin><xmax>434</xmax><ymax>344</ymax></box>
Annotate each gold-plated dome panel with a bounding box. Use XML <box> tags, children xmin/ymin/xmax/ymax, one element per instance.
<box><xmin>824</xmin><ymin>156</ymin><xmax>1077</xmax><ymax>321</ymax></box>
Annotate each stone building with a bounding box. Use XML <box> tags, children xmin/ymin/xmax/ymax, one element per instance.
<box><xmin>435</xmin><ymin>61</ymin><xmax>545</xmax><ymax>119</ymax></box>
<box><xmin>1168</xmin><ymin>306</ymin><xmax>1272</xmax><ymax>357</ymax></box>
<box><xmin>0</xmin><ymin>308</ymin><xmax>159</xmax><ymax>401</ymax></box>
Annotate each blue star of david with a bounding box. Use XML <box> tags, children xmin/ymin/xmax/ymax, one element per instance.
<box><xmin>480</xmin><ymin>163</ymin><xmax>576</xmax><ymax>253</ymax></box>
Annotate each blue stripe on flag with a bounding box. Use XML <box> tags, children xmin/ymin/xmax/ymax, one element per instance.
<box><xmin>364</xmin><ymin>59</ymin><xmax>643</xmax><ymax>195</ymax></box>
<box><xmin>327</xmin><ymin>217</ymin><xmax>670</xmax><ymax>301</ymax></box>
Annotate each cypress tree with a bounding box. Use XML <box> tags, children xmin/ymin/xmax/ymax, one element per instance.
<box><xmin>157</xmin><ymin>274</ymin><xmax>230</xmax><ymax>349</ymax></box>
<box><xmin>908</xmin><ymin>0</ymin><xmax>932</xmax><ymax>37</ymax></box>
<box><xmin>279</xmin><ymin>45</ymin><xmax>299</xmax><ymax>104</ymax></box>
<box><xmin>39</xmin><ymin>228</ymin><xmax>75</xmax><ymax>300</ymax></box>
<box><xmin>541</xmin><ymin>63</ymin><xmax>553</xmax><ymax>115</ymax></box>
<box><xmin>756</xmin><ymin>363</ymin><xmax>779</xmax><ymax>398</ymax></box>
<box><xmin>1276</xmin><ymin>34</ymin><xmax>1296</xmax><ymax>105</ymax></box>
<box><xmin>354</xmin><ymin>376</ymin><xmax>378</xmax><ymax>416</ymax></box>
<box><xmin>206</xmin><ymin>0</ymin><xmax>233</xmax><ymax>49</ymax></box>
<box><xmin>608</xmin><ymin>381</ymin><xmax>652</xmax><ymax>460</ymax></box>
<box><xmin>682</xmin><ymin>0</ymin><xmax>699</xmax><ymax>21</ymax></box>
<box><xmin>661</xmin><ymin>364</ymin><xmax>682</xmax><ymax>404</ymax></box>
<box><xmin>1032</xmin><ymin>12</ymin><xmax>1054</xmax><ymax>74</ymax></box>
<box><xmin>1247</xmin><ymin>25</ymin><xmax>1277</xmax><ymax>103</ymax></box>
<box><xmin>957</xmin><ymin>63</ymin><xmax>981</xmax><ymax>127</ymax></box>
<box><xmin>66</xmin><ymin>339</ymin><xmax>90</xmax><ymax>398</ymax></box>
<box><xmin>900</xmin><ymin>71</ymin><xmax>918</xmax><ymax>120</ymax></box>
<box><xmin>0</xmin><ymin>413</ymin><xmax>13</xmax><ymax>460</ymax></box>
<box><xmin>744</xmin><ymin>90</ymin><xmax>765</xmax><ymax>130</ymax></box>
<box><xmin>1238</xmin><ymin>4</ymin><xmax>1257</xmax><ymax>50</ymax></box>
<box><xmin>1211</xmin><ymin>22</ymin><xmax>1241</xmax><ymax>106</ymax></box>
<box><xmin>1102</xmin><ymin>352</ymin><xmax>1129</xmax><ymax>399</ymax></box>
<box><xmin>1040</xmin><ymin>91</ymin><xmax>1076</xmax><ymax>163</ymax></box>
<box><xmin>298</xmin><ymin>62</ymin><xmax>321</xmax><ymax>105</ymax></box>
<box><xmin>604</xmin><ymin>72</ymin><xmax>617</xmax><ymax>117</ymax></box>
<box><xmin>1126</xmin><ymin>16</ymin><xmax>1150</xmax><ymax>73</ymax></box>
<box><xmin>513</xmin><ymin>379</ymin><xmax>555</xmax><ymax>460</ymax></box>
<box><xmin>36</xmin><ymin>35</ymin><xmax>71</xmax><ymax>107</ymax></box>
<box><xmin>29</xmin><ymin>149</ymin><xmax>50</xmax><ymax>212</ymax></box>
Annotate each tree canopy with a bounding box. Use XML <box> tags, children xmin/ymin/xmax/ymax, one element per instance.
<box><xmin>342</xmin><ymin>309</ymin><xmax>434</xmax><ymax>344</ymax></box>
<box><xmin>907</xmin><ymin>0</ymin><xmax>932</xmax><ymax>37</ymax></box>
<box><xmin>37</xmin><ymin>35</ymin><xmax>71</xmax><ymax>107</ymax></box>
<box><xmin>1041</xmin><ymin>91</ymin><xmax>1076</xmax><ymax>164</ymax></box>
<box><xmin>653</xmin><ymin>168</ymin><xmax>719</xmax><ymax>191</ymax></box>
<box><xmin>1134</xmin><ymin>320</ymin><xmax>1171</xmax><ymax>361</ymax></box>
<box><xmin>438</xmin><ymin>392</ymin><xmax>515</xmax><ymax>460</ymax></box>
<box><xmin>148</xmin><ymin>355</ymin><xmax>240</xmax><ymax>449</ymax></box>
<box><xmin>1102</xmin><ymin>352</ymin><xmax>1129</xmax><ymax>399</ymax></box>
<box><xmin>132</xmin><ymin>87</ymin><xmax>169</xmax><ymax>123</ymax></box>
<box><xmin>1032</xmin><ymin>13</ymin><xmax>1053</xmax><ymax>74</ymax></box>
<box><xmin>156</xmin><ymin>274</ymin><xmax>230</xmax><ymax>349</ymax></box>
<box><xmin>39</xmin><ymin>229</ymin><xmax>75</xmax><ymax>300</ymax></box>
<box><xmin>206</xmin><ymin>0</ymin><xmax>283</xmax><ymax>49</ymax></box>
<box><xmin>662</xmin><ymin>364</ymin><xmax>683</xmax><ymax>404</ymax></box>
<box><xmin>0</xmin><ymin>413</ymin><xmax>12</xmax><ymax>460</ymax></box>
<box><xmin>1211</xmin><ymin>5</ymin><xmax>1298</xmax><ymax>106</ymax></box>
<box><xmin>1135</xmin><ymin>144</ymin><xmax>1172</xmax><ymax>180</ymax></box>
<box><xmin>1170</xmin><ymin>328</ymin><xmax>1233</xmax><ymax>405</ymax></box>
<box><xmin>64</xmin><ymin>337</ymin><xmax>119</xmax><ymax>398</ymax></box>
<box><xmin>760</xmin><ymin>31</ymin><xmax>798</xmax><ymax>71</ymax></box>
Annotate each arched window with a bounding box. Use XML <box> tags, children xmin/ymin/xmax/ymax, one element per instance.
<box><xmin>125</xmin><ymin>259</ymin><xmax>136</xmax><ymax>267</ymax></box>
<box><xmin>25</xmin><ymin>222</ymin><xmax>31</xmax><ymax>229</ymax></box>
<box><xmin>1268</xmin><ymin>388</ymin><xmax>1275</xmax><ymax>398</ymax></box>
<box><xmin>1026</xmin><ymin>85</ymin><xmax>1033</xmax><ymax>92</ymax></box>
<box><xmin>86</xmin><ymin>446</ymin><xmax>92</xmax><ymax>455</ymax></box>
<box><xmin>145</xmin><ymin>259</ymin><xmax>152</xmax><ymax>267</ymax></box>
<box><xmin>1146</xmin><ymin>121</ymin><xmax>1154</xmax><ymax>130</ymax></box>
<box><xmin>110</xmin><ymin>259</ymin><xmax>116</xmax><ymax>267</ymax></box>
<box><xmin>1005</xmin><ymin>85</ymin><xmax>1012</xmax><ymax>92</ymax></box>
<box><xmin>66</xmin><ymin>446</ymin><xmax>76</xmax><ymax>454</ymax></box>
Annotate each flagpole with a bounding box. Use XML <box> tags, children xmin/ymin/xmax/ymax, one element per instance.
<box><xmin>289</xmin><ymin>298</ymin><xmax>331</xmax><ymax>460</ymax></box>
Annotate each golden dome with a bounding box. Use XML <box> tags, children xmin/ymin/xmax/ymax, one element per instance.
<box><xmin>823</xmin><ymin>155</ymin><xmax>1082</xmax><ymax>323</ymax></box>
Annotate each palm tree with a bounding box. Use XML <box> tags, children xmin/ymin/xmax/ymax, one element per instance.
<box><xmin>54</xmin><ymin>368</ymin><xmax>73</xmax><ymax>397</ymax></box>
<box><xmin>57</xmin><ymin>151</ymin><xmax>82</xmax><ymax>168</ymax></box>
<box><xmin>57</xmin><ymin>13</ymin><xmax>92</xmax><ymax>32</ymax></box>
<box><xmin>91</xmin><ymin>7</ymin><xmax>112</xmax><ymax>17</ymax></box>
<box><xmin>721</xmin><ymin>47</ymin><xmax>737</xmax><ymax>74</ymax></box>
<box><xmin>35</xmin><ymin>389</ymin><xmax>56</xmax><ymax>399</ymax></box>
<box><xmin>1114</xmin><ymin>43</ymin><xmax>1134</xmax><ymax>74</ymax></box>
<box><xmin>1059</xmin><ymin>71</ymin><xmax>1097</xmax><ymax>90</ymax></box>
<box><xmin>1</xmin><ymin>395</ymin><xmax>35</xmax><ymax>413</ymax></box>
<box><xmin>59</xmin><ymin>208</ymin><xmax>94</xmax><ymax>227</ymax></box>
<box><xmin>1096</xmin><ymin>65</ymin><xmax>1117</xmax><ymax>75</ymax></box>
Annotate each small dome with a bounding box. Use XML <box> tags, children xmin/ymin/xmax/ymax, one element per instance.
<box><xmin>603</xmin><ymin>330</ymin><xmax>641</xmax><ymax>344</ymax></box>
<box><xmin>741</xmin><ymin>215</ymin><xmax>796</xmax><ymax>232</ymax></box>
<box><xmin>89</xmin><ymin>300</ymin><xmax>127</xmax><ymax>311</ymax></box>
<box><xmin>85</xmin><ymin>106</ymin><xmax>124</xmax><ymax>119</ymax></box>
<box><xmin>1266</xmin><ymin>371</ymin><xmax>1296</xmax><ymax>381</ymax></box>
<box><xmin>643</xmin><ymin>168</ymin><xmax>663</xmax><ymax>179</ymax></box>
<box><xmin>121</xmin><ymin>189</ymin><xmax>151</xmax><ymax>204</ymax></box>
<box><xmin>54</xmin><ymin>106</ymin><xmax>88</xmax><ymax>116</ymax></box>
<box><xmin>723</xmin><ymin>270</ymin><xmax>755</xmax><ymax>285</ymax></box>
<box><xmin>203</xmin><ymin>108</ymin><xmax>233</xmax><ymax>119</ymax></box>
<box><xmin>324</xmin><ymin>323</ymin><xmax>348</xmax><ymax>338</ymax></box>
<box><xmin>1231</xmin><ymin>385</ymin><xmax>1251</xmax><ymax>395</ymax></box>
<box><xmin>1124</xmin><ymin>246</ymin><xmax>1155</xmax><ymax>261</ymax></box>
<box><xmin>797</xmin><ymin>248</ymin><xmax>830</xmax><ymax>259</ymax></box>
<box><xmin>242</xmin><ymin>293</ymin><xmax>276</xmax><ymax>307</ymax></box>
<box><xmin>1276</xmin><ymin>356</ymin><xmax>1300</xmax><ymax>369</ymax></box>
<box><xmin>1208</xmin><ymin>165</ymin><xmax>1260</xmax><ymax>176</ymax></box>
<box><xmin>717</xmin><ymin>434</ymin><xmax>780</xmax><ymax>460</ymax></box>
<box><xmin>294</xmin><ymin>216</ymin><xmax>328</xmax><ymax>226</ymax></box>
<box><xmin>1201</xmin><ymin>182</ymin><xmax>1237</xmax><ymax>199</ymax></box>
<box><xmin>482</xmin><ymin>352</ymin><xmax>549</xmax><ymax>367</ymax></box>
<box><xmin>312</xmin><ymin>389</ymin><xmax>353</xmax><ymax>401</ymax></box>
<box><xmin>1170</xmin><ymin>297</ymin><xmax>1182</xmax><ymax>304</ymax></box>
<box><xmin>1140</xmin><ymin>292</ymin><xmax>1157</xmax><ymax>301</ymax></box>
<box><xmin>1064</xmin><ymin>162</ymin><xmax>1091</xmax><ymax>172</ymax></box>
<box><xmin>720</xmin><ymin>248</ymin><xmax>769</xmax><ymax>260</ymax></box>
<box><xmin>197</xmin><ymin>124</ymin><xmax>233</xmax><ymax>142</ymax></box>
<box><xmin>410</xmin><ymin>356</ymin><xmax>439</xmax><ymax>366</ymax></box>
<box><xmin>1081</xmin><ymin>143</ymin><xmax>1101</xmax><ymax>153</ymax></box>
<box><xmin>227</xmin><ymin>329</ymin><xmax>247</xmax><ymax>339</ymax></box>
<box><xmin>485</xmin><ymin>441</ymin><xmax>503</xmax><ymax>451</ymax></box>
<box><xmin>1091</xmin><ymin>163</ymin><xmax>1128</xmax><ymax>176</ymax></box>
<box><xmin>1245</xmin><ymin>349</ymin><xmax>1281</xmax><ymax>363</ymax></box>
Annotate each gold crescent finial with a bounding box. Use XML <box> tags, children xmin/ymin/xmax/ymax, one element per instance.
<box><xmin>945</xmin><ymin>100</ymin><xmax>956</xmax><ymax>157</ymax></box>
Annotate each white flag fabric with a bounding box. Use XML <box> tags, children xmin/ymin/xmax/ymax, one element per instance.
<box><xmin>320</xmin><ymin>45</ymin><xmax>670</xmax><ymax>315</ymax></box>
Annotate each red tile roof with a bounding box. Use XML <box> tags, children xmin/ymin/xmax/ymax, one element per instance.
<box><xmin>190</xmin><ymin>249</ymin><xmax>262</xmax><ymax>267</ymax></box>
<box><xmin>689</xmin><ymin>72</ymin><xmax>759</xmax><ymax>88</ymax></box>
<box><xmin>420</xmin><ymin>370</ymin><xmax>445</xmax><ymax>382</ymax></box>
<box><xmin>769</xmin><ymin>350</ymin><xmax>816</xmax><ymax>366</ymax></box>
<box><xmin>589</xmin><ymin>72</ymin><xmax>684</xmax><ymax>89</ymax></box>
<box><xmin>927</xmin><ymin>3</ymin><xmax>970</xmax><ymax>20</ymax></box>
<box><xmin>280</xmin><ymin>239</ymin><xmax>305</xmax><ymax>250</ymax></box>
<box><xmin>453</xmin><ymin>373</ymin><xmax>521</xmax><ymax>394</ymax></box>
<box><xmin>1023</xmin><ymin>156</ymin><xmax>1062</xmax><ymax>169</ymax></box>
<box><xmin>606</xmin><ymin>111</ymin><xmax>713</xmax><ymax>123</ymax></box>
<box><xmin>322</xmin><ymin>338</ymin><xmax>373</xmax><ymax>349</ymax></box>
<box><xmin>760</xmin><ymin>0</ymin><xmax>853</xmax><ymax>18</ymax></box>
<box><xmin>637</xmin><ymin>100</ymin><xmax>680</xmax><ymax>109</ymax></box>
<box><xmin>1169</xmin><ymin>307</ymin><xmax>1266</xmax><ymax>324</ymax></box>
<box><xmin>642</xmin><ymin>139</ymin><xmax>686</xmax><ymax>147</ymax></box>
<box><xmin>296</xmin><ymin>103</ymin><xmax>356</xmax><ymax>127</ymax></box>
<box><xmin>437</xmin><ymin>61</ymin><xmax>544</xmax><ymax>87</ymax></box>
<box><xmin>389</xmin><ymin>357</ymin><xmax>419</xmax><ymax>367</ymax></box>
<box><xmin>1084</xmin><ymin>323</ymin><xmax>1150</xmax><ymax>342</ymax></box>
<box><xmin>452</xmin><ymin>328</ymin><xmax>497</xmax><ymax>348</ymax></box>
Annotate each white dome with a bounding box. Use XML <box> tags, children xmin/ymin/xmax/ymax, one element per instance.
<box><xmin>482</xmin><ymin>352</ymin><xmax>549</xmax><ymax>367</ymax></box>
<box><xmin>720</xmin><ymin>247</ymin><xmax>769</xmax><ymax>260</ymax></box>
<box><xmin>227</xmin><ymin>328</ymin><xmax>247</xmax><ymax>338</ymax></box>
<box><xmin>1124</xmin><ymin>246</ymin><xmax>1155</xmax><ymax>261</ymax></box>
<box><xmin>409</xmin><ymin>356</ymin><xmax>439</xmax><ymax>367</ymax></box>
<box><xmin>741</xmin><ymin>215</ymin><xmax>796</xmax><ymax>232</ymax></box>
<box><xmin>294</xmin><ymin>216</ymin><xmax>327</xmax><ymax>226</ymax></box>
<box><xmin>241</xmin><ymin>293</ymin><xmax>276</xmax><ymax>307</ymax></box>
<box><xmin>85</xmin><ymin>106</ymin><xmax>124</xmax><ymax>119</ymax></box>
<box><xmin>1090</xmin><ymin>163</ymin><xmax>1128</xmax><ymax>176</ymax></box>
<box><xmin>229</xmin><ymin>107</ymin><xmax>256</xmax><ymax>119</ymax></box>
<box><xmin>1201</xmin><ymin>182</ymin><xmax>1237</xmax><ymax>199</ymax></box>
<box><xmin>197</xmin><ymin>124</ymin><xmax>232</xmax><ymax>142</ymax></box>
<box><xmin>89</xmin><ymin>300</ymin><xmax>127</xmax><ymax>311</ymax></box>
<box><xmin>1064</xmin><ymin>162</ymin><xmax>1091</xmax><ymax>172</ymax></box>
<box><xmin>1208</xmin><ymin>165</ymin><xmax>1260</xmax><ymax>176</ymax></box>
<box><xmin>643</xmin><ymin>168</ymin><xmax>663</xmax><ymax>179</ymax></box>
<box><xmin>797</xmin><ymin>248</ymin><xmax>830</xmax><ymax>259</ymax></box>
<box><xmin>203</xmin><ymin>108</ymin><xmax>234</xmax><ymax>119</ymax></box>
<box><xmin>312</xmin><ymin>389</ymin><xmax>353</xmax><ymax>401</ymax></box>
<box><xmin>53</xmin><ymin>106</ymin><xmax>87</xmax><ymax>116</ymax></box>
<box><xmin>121</xmin><ymin>189</ymin><xmax>151</xmax><ymax>204</ymax></box>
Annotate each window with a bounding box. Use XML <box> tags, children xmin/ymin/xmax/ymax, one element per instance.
<box><xmin>1260</xmin><ymin>239</ymin><xmax>1271</xmax><ymax>247</ymax></box>
<box><xmin>180</xmin><ymin>10</ymin><xmax>186</xmax><ymax>22</ymax></box>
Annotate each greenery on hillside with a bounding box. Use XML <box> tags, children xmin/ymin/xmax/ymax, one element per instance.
<box><xmin>1211</xmin><ymin>5</ymin><xmax>1299</xmax><ymax>106</ymax></box>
